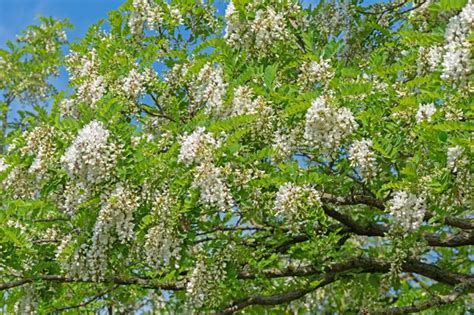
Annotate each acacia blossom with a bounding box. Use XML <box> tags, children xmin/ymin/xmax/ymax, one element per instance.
<box><xmin>144</xmin><ymin>191</ymin><xmax>182</xmax><ymax>268</ymax></box>
<box><xmin>192</xmin><ymin>162</ymin><xmax>233</xmax><ymax>211</ymax></box>
<box><xmin>441</xmin><ymin>1</ymin><xmax>473</xmax><ymax>81</ymax></box>
<box><xmin>298</xmin><ymin>59</ymin><xmax>333</xmax><ymax>89</ymax></box>
<box><xmin>388</xmin><ymin>191</ymin><xmax>426</xmax><ymax>232</ymax></box>
<box><xmin>191</xmin><ymin>63</ymin><xmax>227</xmax><ymax>115</ymax></box>
<box><xmin>0</xmin><ymin>157</ymin><xmax>8</xmax><ymax>172</ymax></box>
<box><xmin>415</xmin><ymin>103</ymin><xmax>436</xmax><ymax>123</ymax></box>
<box><xmin>178</xmin><ymin>127</ymin><xmax>218</xmax><ymax>166</ymax></box>
<box><xmin>61</xmin><ymin>121</ymin><xmax>119</xmax><ymax>184</ymax></box>
<box><xmin>447</xmin><ymin>145</ymin><xmax>468</xmax><ymax>173</ymax></box>
<box><xmin>274</xmin><ymin>182</ymin><xmax>321</xmax><ymax>221</ymax></box>
<box><xmin>304</xmin><ymin>96</ymin><xmax>358</xmax><ymax>154</ymax></box>
<box><xmin>349</xmin><ymin>139</ymin><xmax>377</xmax><ymax>179</ymax></box>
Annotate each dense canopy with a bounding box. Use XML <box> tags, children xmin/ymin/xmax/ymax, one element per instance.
<box><xmin>0</xmin><ymin>0</ymin><xmax>473</xmax><ymax>313</ymax></box>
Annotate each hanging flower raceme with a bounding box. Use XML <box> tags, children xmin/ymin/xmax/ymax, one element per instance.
<box><xmin>144</xmin><ymin>190</ymin><xmax>182</xmax><ymax>268</ymax></box>
<box><xmin>274</xmin><ymin>182</ymin><xmax>321</xmax><ymax>222</ymax></box>
<box><xmin>0</xmin><ymin>157</ymin><xmax>8</xmax><ymax>172</ymax></box>
<box><xmin>297</xmin><ymin>59</ymin><xmax>334</xmax><ymax>89</ymax></box>
<box><xmin>388</xmin><ymin>191</ymin><xmax>426</xmax><ymax>232</ymax></box>
<box><xmin>21</xmin><ymin>125</ymin><xmax>56</xmax><ymax>175</ymax></box>
<box><xmin>61</xmin><ymin>120</ymin><xmax>120</xmax><ymax>184</ymax></box>
<box><xmin>177</xmin><ymin>127</ymin><xmax>219</xmax><ymax>166</ymax></box>
<box><xmin>118</xmin><ymin>66</ymin><xmax>156</xmax><ymax>100</ymax></box>
<box><xmin>87</xmin><ymin>183</ymin><xmax>138</xmax><ymax>280</ymax></box>
<box><xmin>441</xmin><ymin>1</ymin><xmax>473</xmax><ymax>81</ymax></box>
<box><xmin>190</xmin><ymin>63</ymin><xmax>227</xmax><ymax>115</ymax></box>
<box><xmin>447</xmin><ymin>145</ymin><xmax>468</xmax><ymax>173</ymax></box>
<box><xmin>415</xmin><ymin>103</ymin><xmax>436</xmax><ymax>123</ymax></box>
<box><xmin>192</xmin><ymin>162</ymin><xmax>233</xmax><ymax>212</ymax></box>
<box><xmin>304</xmin><ymin>96</ymin><xmax>358</xmax><ymax>154</ymax></box>
<box><xmin>349</xmin><ymin>139</ymin><xmax>377</xmax><ymax>180</ymax></box>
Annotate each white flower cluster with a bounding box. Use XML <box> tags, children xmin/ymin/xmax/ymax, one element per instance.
<box><xmin>0</xmin><ymin>157</ymin><xmax>8</xmax><ymax>172</ymax></box>
<box><xmin>274</xmin><ymin>182</ymin><xmax>321</xmax><ymax>221</ymax></box>
<box><xmin>415</xmin><ymin>103</ymin><xmax>436</xmax><ymax>123</ymax></box>
<box><xmin>61</xmin><ymin>121</ymin><xmax>120</xmax><ymax>184</ymax></box>
<box><xmin>224</xmin><ymin>2</ymin><xmax>297</xmax><ymax>53</ymax></box>
<box><xmin>224</xmin><ymin>1</ymin><xmax>245</xmax><ymax>47</ymax></box>
<box><xmin>252</xmin><ymin>7</ymin><xmax>290</xmax><ymax>50</ymax></box>
<box><xmin>66</xmin><ymin>49</ymin><xmax>106</xmax><ymax>107</ymax></box>
<box><xmin>178</xmin><ymin>127</ymin><xmax>219</xmax><ymax>166</ymax></box>
<box><xmin>60</xmin><ymin>181</ymin><xmax>90</xmax><ymax>215</ymax></box>
<box><xmin>192</xmin><ymin>162</ymin><xmax>233</xmax><ymax>211</ymax></box>
<box><xmin>304</xmin><ymin>96</ymin><xmax>358</xmax><ymax>154</ymax></box>
<box><xmin>21</xmin><ymin>125</ymin><xmax>56</xmax><ymax>175</ymax></box>
<box><xmin>119</xmin><ymin>66</ymin><xmax>156</xmax><ymax>99</ymax></box>
<box><xmin>231</xmin><ymin>86</ymin><xmax>256</xmax><ymax>116</ymax></box>
<box><xmin>349</xmin><ymin>139</ymin><xmax>377</xmax><ymax>180</ymax></box>
<box><xmin>441</xmin><ymin>1</ymin><xmax>473</xmax><ymax>81</ymax></box>
<box><xmin>191</xmin><ymin>63</ymin><xmax>227</xmax><ymax>115</ymax></box>
<box><xmin>128</xmin><ymin>0</ymin><xmax>163</xmax><ymax>35</ymax></box>
<box><xmin>417</xmin><ymin>46</ymin><xmax>443</xmax><ymax>74</ymax></box>
<box><xmin>186</xmin><ymin>253</ymin><xmax>228</xmax><ymax>308</ymax></box>
<box><xmin>388</xmin><ymin>191</ymin><xmax>426</xmax><ymax>232</ymax></box>
<box><xmin>87</xmin><ymin>184</ymin><xmax>138</xmax><ymax>280</ymax></box>
<box><xmin>447</xmin><ymin>145</ymin><xmax>468</xmax><ymax>173</ymax></box>
<box><xmin>272</xmin><ymin>128</ymin><xmax>299</xmax><ymax>160</ymax></box>
<box><xmin>144</xmin><ymin>191</ymin><xmax>182</xmax><ymax>268</ymax></box>
<box><xmin>298</xmin><ymin>59</ymin><xmax>334</xmax><ymax>89</ymax></box>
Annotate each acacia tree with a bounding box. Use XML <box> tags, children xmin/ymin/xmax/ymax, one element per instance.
<box><xmin>0</xmin><ymin>0</ymin><xmax>473</xmax><ymax>313</ymax></box>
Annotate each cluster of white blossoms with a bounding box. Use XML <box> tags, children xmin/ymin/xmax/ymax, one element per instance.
<box><xmin>415</xmin><ymin>103</ymin><xmax>436</xmax><ymax>123</ymax></box>
<box><xmin>224</xmin><ymin>1</ymin><xmax>245</xmax><ymax>47</ymax></box>
<box><xmin>21</xmin><ymin>125</ymin><xmax>56</xmax><ymax>175</ymax></box>
<box><xmin>272</xmin><ymin>128</ymin><xmax>300</xmax><ymax>160</ymax></box>
<box><xmin>59</xmin><ymin>181</ymin><xmax>90</xmax><ymax>215</ymax></box>
<box><xmin>128</xmin><ymin>0</ymin><xmax>163</xmax><ymax>35</ymax></box>
<box><xmin>0</xmin><ymin>157</ymin><xmax>8</xmax><ymax>172</ymax></box>
<box><xmin>349</xmin><ymin>139</ymin><xmax>377</xmax><ymax>180</ymax></box>
<box><xmin>119</xmin><ymin>66</ymin><xmax>156</xmax><ymax>100</ymax></box>
<box><xmin>304</xmin><ymin>96</ymin><xmax>358</xmax><ymax>154</ymax></box>
<box><xmin>66</xmin><ymin>49</ymin><xmax>106</xmax><ymax>107</ymax></box>
<box><xmin>388</xmin><ymin>191</ymin><xmax>426</xmax><ymax>232</ymax></box>
<box><xmin>61</xmin><ymin>121</ymin><xmax>120</xmax><ymax>184</ymax></box>
<box><xmin>87</xmin><ymin>184</ymin><xmax>138</xmax><ymax>280</ymax></box>
<box><xmin>417</xmin><ymin>46</ymin><xmax>443</xmax><ymax>74</ymax></box>
<box><xmin>252</xmin><ymin>7</ymin><xmax>290</xmax><ymax>50</ymax></box>
<box><xmin>144</xmin><ymin>191</ymin><xmax>182</xmax><ymax>268</ymax></box>
<box><xmin>178</xmin><ymin>127</ymin><xmax>219</xmax><ymax>166</ymax></box>
<box><xmin>191</xmin><ymin>63</ymin><xmax>227</xmax><ymax>115</ymax></box>
<box><xmin>231</xmin><ymin>86</ymin><xmax>256</xmax><ymax>116</ymax></box>
<box><xmin>274</xmin><ymin>182</ymin><xmax>321</xmax><ymax>221</ymax></box>
<box><xmin>447</xmin><ymin>145</ymin><xmax>468</xmax><ymax>173</ymax></box>
<box><xmin>297</xmin><ymin>59</ymin><xmax>334</xmax><ymax>89</ymax></box>
<box><xmin>441</xmin><ymin>1</ymin><xmax>473</xmax><ymax>81</ymax></box>
<box><xmin>224</xmin><ymin>1</ymin><xmax>297</xmax><ymax>52</ymax></box>
<box><xmin>192</xmin><ymin>162</ymin><xmax>233</xmax><ymax>211</ymax></box>
<box><xmin>186</xmin><ymin>252</ymin><xmax>228</xmax><ymax>308</ymax></box>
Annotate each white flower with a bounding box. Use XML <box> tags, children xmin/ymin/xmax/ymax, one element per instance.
<box><xmin>298</xmin><ymin>59</ymin><xmax>333</xmax><ymax>88</ymax></box>
<box><xmin>272</xmin><ymin>128</ymin><xmax>299</xmax><ymax>160</ymax></box>
<box><xmin>388</xmin><ymin>191</ymin><xmax>426</xmax><ymax>231</ymax></box>
<box><xmin>231</xmin><ymin>86</ymin><xmax>256</xmax><ymax>116</ymax></box>
<box><xmin>441</xmin><ymin>2</ymin><xmax>473</xmax><ymax>81</ymax></box>
<box><xmin>274</xmin><ymin>182</ymin><xmax>321</xmax><ymax>221</ymax></box>
<box><xmin>87</xmin><ymin>183</ymin><xmax>138</xmax><ymax>280</ymax></box>
<box><xmin>145</xmin><ymin>191</ymin><xmax>182</xmax><ymax>268</ymax></box>
<box><xmin>178</xmin><ymin>127</ymin><xmax>218</xmax><ymax>166</ymax></box>
<box><xmin>304</xmin><ymin>96</ymin><xmax>358</xmax><ymax>154</ymax></box>
<box><xmin>416</xmin><ymin>103</ymin><xmax>436</xmax><ymax>123</ymax></box>
<box><xmin>447</xmin><ymin>145</ymin><xmax>468</xmax><ymax>173</ymax></box>
<box><xmin>192</xmin><ymin>162</ymin><xmax>233</xmax><ymax>211</ymax></box>
<box><xmin>120</xmin><ymin>67</ymin><xmax>155</xmax><ymax>99</ymax></box>
<box><xmin>349</xmin><ymin>139</ymin><xmax>377</xmax><ymax>179</ymax></box>
<box><xmin>0</xmin><ymin>157</ymin><xmax>8</xmax><ymax>172</ymax></box>
<box><xmin>191</xmin><ymin>63</ymin><xmax>227</xmax><ymax>115</ymax></box>
<box><xmin>252</xmin><ymin>7</ymin><xmax>289</xmax><ymax>50</ymax></box>
<box><xmin>61</xmin><ymin>121</ymin><xmax>119</xmax><ymax>184</ymax></box>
